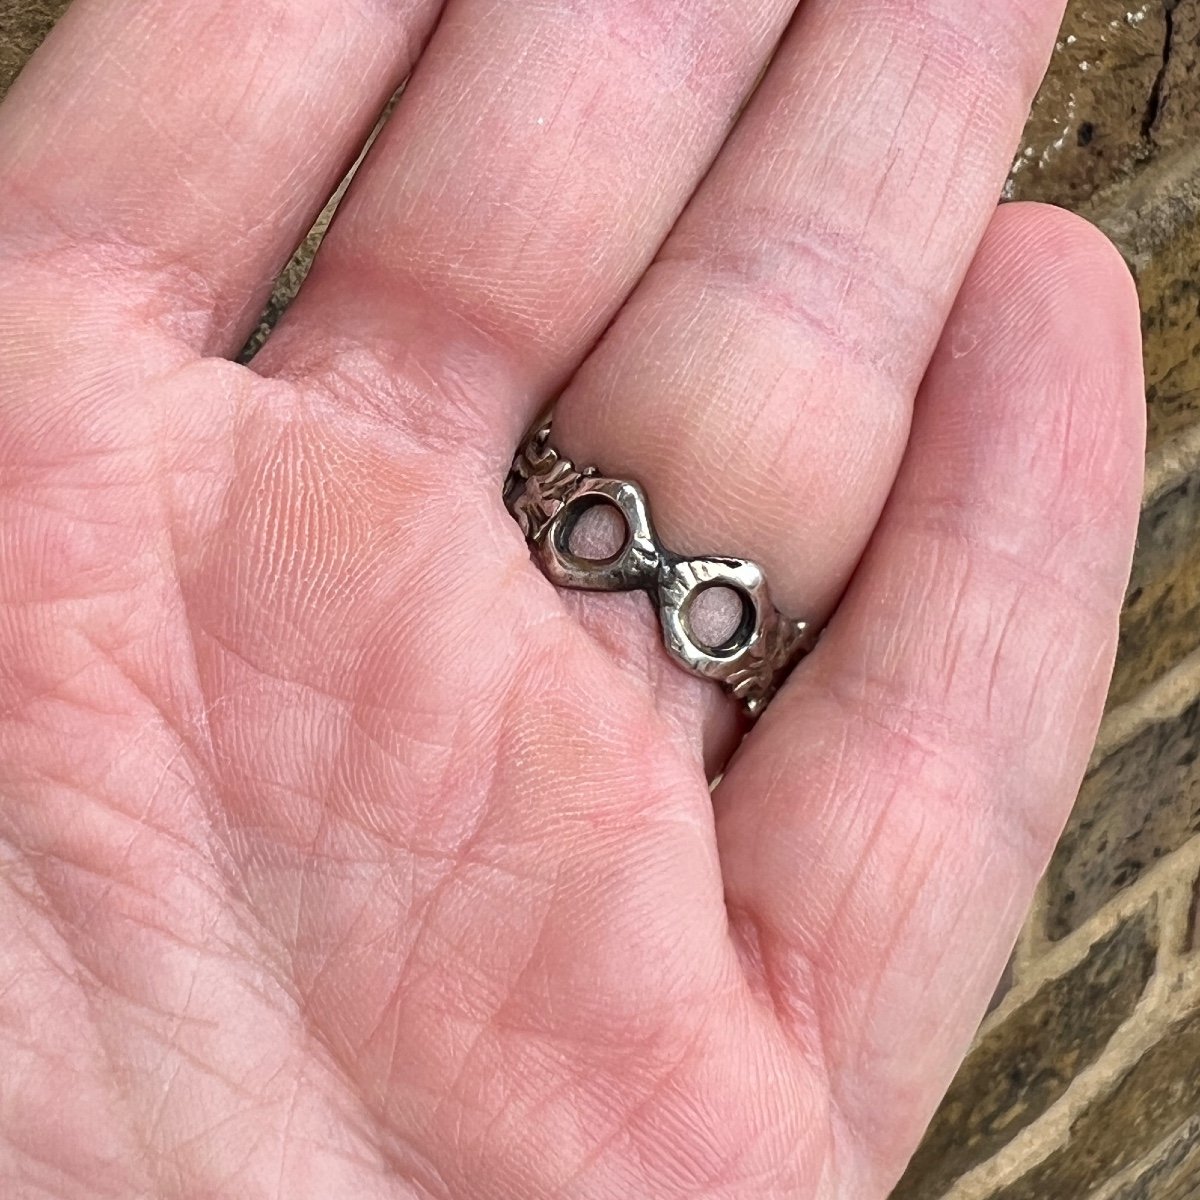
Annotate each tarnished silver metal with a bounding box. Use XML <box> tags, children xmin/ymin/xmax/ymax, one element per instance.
<box><xmin>505</xmin><ymin>419</ymin><xmax>817</xmax><ymax>718</ymax></box>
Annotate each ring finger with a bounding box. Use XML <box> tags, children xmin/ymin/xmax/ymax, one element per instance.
<box><xmin>552</xmin><ymin>0</ymin><xmax>1066</xmax><ymax>733</ymax></box>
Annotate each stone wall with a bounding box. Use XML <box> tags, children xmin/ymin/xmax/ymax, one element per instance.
<box><xmin>2</xmin><ymin>2</ymin><xmax>1199</xmax><ymax>1196</ymax></box>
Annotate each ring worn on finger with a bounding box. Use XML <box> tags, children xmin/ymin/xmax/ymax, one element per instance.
<box><xmin>505</xmin><ymin>419</ymin><xmax>818</xmax><ymax>717</ymax></box>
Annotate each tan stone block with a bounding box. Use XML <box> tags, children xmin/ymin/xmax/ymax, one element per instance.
<box><xmin>987</xmin><ymin>1004</ymin><xmax>1200</xmax><ymax>1199</ymax></box>
<box><xmin>1008</xmin><ymin>0</ymin><xmax>1169</xmax><ymax>207</ymax></box>
<box><xmin>1188</xmin><ymin>864</ymin><xmax>1200</xmax><ymax>953</ymax></box>
<box><xmin>1149</xmin><ymin>1</ymin><xmax>1200</xmax><ymax>152</ymax></box>
<box><xmin>1111</xmin><ymin>434</ymin><xmax>1200</xmax><ymax>706</ymax></box>
<box><xmin>1093</xmin><ymin>151</ymin><xmax>1200</xmax><ymax>451</ymax></box>
<box><xmin>890</xmin><ymin>912</ymin><xmax>1157</xmax><ymax>1200</ymax></box>
<box><xmin>1103</xmin><ymin>1116</ymin><xmax>1200</xmax><ymax>1200</ymax></box>
<box><xmin>0</xmin><ymin>0</ymin><xmax>70</xmax><ymax>96</ymax></box>
<box><xmin>1045</xmin><ymin>672</ymin><xmax>1200</xmax><ymax>941</ymax></box>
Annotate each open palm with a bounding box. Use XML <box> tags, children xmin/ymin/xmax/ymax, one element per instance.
<box><xmin>0</xmin><ymin>2</ymin><xmax>1145</xmax><ymax>1197</ymax></box>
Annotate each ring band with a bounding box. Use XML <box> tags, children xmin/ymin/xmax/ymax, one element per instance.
<box><xmin>504</xmin><ymin>419</ymin><xmax>817</xmax><ymax>718</ymax></box>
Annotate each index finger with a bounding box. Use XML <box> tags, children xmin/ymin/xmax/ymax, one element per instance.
<box><xmin>0</xmin><ymin>0</ymin><xmax>445</xmax><ymax>352</ymax></box>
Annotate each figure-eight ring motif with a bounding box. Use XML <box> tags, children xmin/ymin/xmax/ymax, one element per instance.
<box><xmin>504</xmin><ymin>419</ymin><xmax>818</xmax><ymax>718</ymax></box>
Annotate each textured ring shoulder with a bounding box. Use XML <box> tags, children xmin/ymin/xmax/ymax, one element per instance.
<box><xmin>504</xmin><ymin>419</ymin><xmax>818</xmax><ymax>718</ymax></box>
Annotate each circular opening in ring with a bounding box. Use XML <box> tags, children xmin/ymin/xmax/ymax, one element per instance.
<box><xmin>554</xmin><ymin>495</ymin><xmax>632</xmax><ymax>566</ymax></box>
<box><xmin>683</xmin><ymin>583</ymin><xmax>756</xmax><ymax>656</ymax></box>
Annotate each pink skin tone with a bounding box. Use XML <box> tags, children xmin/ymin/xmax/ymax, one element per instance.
<box><xmin>0</xmin><ymin>1</ymin><xmax>1143</xmax><ymax>1197</ymax></box>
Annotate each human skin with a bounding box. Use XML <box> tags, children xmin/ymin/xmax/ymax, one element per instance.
<box><xmin>0</xmin><ymin>2</ymin><xmax>1144</xmax><ymax>1198</ymax></box>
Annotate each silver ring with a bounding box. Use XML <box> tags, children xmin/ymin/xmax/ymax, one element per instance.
<box><xmin>504</xmin><ymin>419</ymin><xmax>817</xmax><ymax>718</ymax></box>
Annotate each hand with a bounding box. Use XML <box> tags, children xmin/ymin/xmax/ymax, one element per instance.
<box><xmin>0</xmin><ymin>3</ymin><xmax>1144</xmax><ymax>1197</ymax></box>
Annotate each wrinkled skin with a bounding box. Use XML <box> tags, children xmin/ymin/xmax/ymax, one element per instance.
<box><xmin>0</xmin><ymin>2</ymin><xmax>1145</xmax><ymax>1197</ymax></box>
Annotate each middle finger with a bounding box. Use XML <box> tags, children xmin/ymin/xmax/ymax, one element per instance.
<box><xmin>261</xmin><ymin>0</ymin><xmax>805</xmax><ymax>424</ymax></box>
<box><xmin>555</xmin><ymin>0</ymin><xmax>1066</xmax><ymax>624</ymax></box>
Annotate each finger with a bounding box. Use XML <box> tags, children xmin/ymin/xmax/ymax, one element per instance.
<box><xmin>714</xmin><ymin>204</ymin><xmax>1145</xmax><ymax>1191</ymax></box>
<box><xmin>0</xmin><ymin>0</ymin><xmax>445</xmax><ymax>352</ymax></box>
<box><xmin>555</xmin><ymin>0</ymin><xmax>1067</xmax><ymax>626</ymax></box>
<box><xmin>258</xmin><ymin>0</ymin><xmax>803</xmax><ymax>434</ymax></box>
